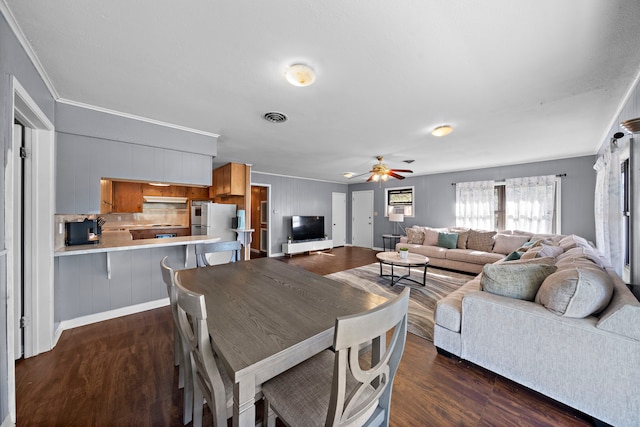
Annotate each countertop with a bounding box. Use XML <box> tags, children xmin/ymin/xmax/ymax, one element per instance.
<box><xmin>54</xmin><ymin>235</ymin><xmax>221</xmax><ymax>257</ymax></box>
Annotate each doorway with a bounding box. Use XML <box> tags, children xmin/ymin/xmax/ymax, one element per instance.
<box><xmin>250</xmin><ymin>184</ymin><xmax>270</xmax><ymax>257</ymax></box>
<box><xmin>351</xmin><ymin>190</ymin><xmax>374</xmax><ymax>248</ymax></box>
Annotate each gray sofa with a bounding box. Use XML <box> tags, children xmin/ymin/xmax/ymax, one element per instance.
<box><xmin>433</xmin><ymin>233</ymin><xmax>640</xmax><ymax>426</ymax></box>
<box><xmin>396</xmin><ymin>226</ymin><xmax>533</xmax><ymax>274</ymax></box>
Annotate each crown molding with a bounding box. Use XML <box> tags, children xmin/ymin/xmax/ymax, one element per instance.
<box><xmin>252</xmin><ymin>170</ymin><xmax>347</xmax><ymax>185</ymax></box>
<box><xmin>57</xmin><ymin>98</ymin><xmax>220</xmax><ymax>138</ymax></box>
<box><xmin>0</xmin><ymin>1</ymin><xmax>59</xmax><ymax>99</ymax></box>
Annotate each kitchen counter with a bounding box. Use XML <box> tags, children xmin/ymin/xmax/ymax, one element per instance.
<box><xmin>54</xmin><ymin>235</ymin><xmax>220</xmax><ymax>256</ymax></box>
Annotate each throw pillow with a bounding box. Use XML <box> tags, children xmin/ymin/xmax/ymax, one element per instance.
<box><xmin>492</xmin><ymin>234</ymin><xmax>531</xmax><ymax>255</ymax></box>
<box><xmin>535</xmin><ymin>267</ymin><xmax>614</xmax><ymax>318</ymax></box>
<box><xmin>467</xmin><ymin>229</ymin><xmax>497</xmax><ymax>252</ymax></box>
<box><xmin>437</xmin><ymin>232</ymin><xmax>459</xmax><ymax>249</ymax></box>
<box><xmin>406</xmin><ymin>228</ymin><xmax>425</xmax><ymax>245</ymax></box>
<box><xmin>481</xmin><ymin>263</ymin><xmax>557</xmax><ymax>301</ymax></box>
<box><xmin>504</xmin><ymin>251</ymin><xmax>523</xmax><ymax>261</ymax></box>
<box><xmin>449</xmin><ymin>227</ymin><xmax>470</xmax><ymax>249</ymax></box>
<box><xmin>520</xmin><ymin>246</ymin><xmax>542</xmax><ymax>259</ymax></box>
<box><xmin>423</xmin><ymin>227</ymin><xmax>440</xmax><ymax>246</ymax></box>
<box><xmin>537</xmin><ymin>244</ymin><xmax>564</xmax><ymax>258</ymax></box>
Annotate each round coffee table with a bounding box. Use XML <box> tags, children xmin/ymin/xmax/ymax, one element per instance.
<box><xmin>376</xmin><ymin>251</ymin><xmax>429</xmax><ymax>287</ymax></box>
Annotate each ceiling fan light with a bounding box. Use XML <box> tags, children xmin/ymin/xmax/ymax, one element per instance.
<box><xmin>343</xmin><ymin>172</ymin><xmax>354</xmax><ymax>178</ymax></box>
<box><xmin>372</xmin><ymin>174</ymin><xmax>379</xmax><ymax>182</ymax></box>
<box><xmin>432</xmin><ymin>125</ymin><xmax>453</xmax><ymax>137</ymax></box>
<box><xmin>285</xmin><ymin>64</ymin><xmax>316</xmax><ymax>87</ymax></box>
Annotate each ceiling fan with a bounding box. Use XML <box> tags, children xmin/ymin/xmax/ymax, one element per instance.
<box><xmin>363</xmin><ymin>156</ymin><xmax>414</xmax><ymax>182</ymax></box>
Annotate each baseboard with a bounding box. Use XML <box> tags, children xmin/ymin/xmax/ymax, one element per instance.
<box><xmin>0</xmin><ymin>414</ymin><xmax>14</xmax><ymax>427</ymax></box>
<box><xmin>53</xmin><ymin>298</ymin><xmax>170</xmax><ymax>346</ymax></box>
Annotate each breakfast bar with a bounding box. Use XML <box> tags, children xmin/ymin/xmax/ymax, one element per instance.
<box><xmin>53</xmin><ymin>235</ymin><xmax>221</xmax><ymax>339</ymax></box>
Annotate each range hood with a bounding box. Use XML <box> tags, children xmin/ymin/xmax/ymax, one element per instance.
<box><xmin>142</xmin><ymin>196</ymin><xmax>188</xmax><ymax>204</ymax></box>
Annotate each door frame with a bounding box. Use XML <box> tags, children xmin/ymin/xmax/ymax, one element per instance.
<box><xmin>3</xmin><ymin>75</ymin><xmax>55</xmax><ymax>423</ymax></box>
<box><xmin>250</xmin><ymin>182</ymin><xmax>271</xmax><ymax>257</ymax></box>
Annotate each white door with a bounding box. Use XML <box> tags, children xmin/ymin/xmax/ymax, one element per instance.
<box><xmin>352</xmin><ymin>190</ymin><xmax>374</xmax><ymax>248</ymax></box>
<box><xmin>331</xmin><ymin>192</ymin><xmax>346</xmax><ymax>247</ymax></box>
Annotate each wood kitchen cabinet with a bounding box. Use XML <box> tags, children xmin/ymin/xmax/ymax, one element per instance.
<box><xmin>209</xmin><ymin>163</ymin><xmax>246</xmax><ymax>197</ymax></box>
<box><xmin>112</xmin><ymin>181</ymin><xmax>143</xmax><ymax>213</ymax></box>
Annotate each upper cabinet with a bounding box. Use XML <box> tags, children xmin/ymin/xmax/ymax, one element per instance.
<box><xmin>210</xmin><ymin>163</ymin><xmax>246</xmax><ymax>197</ymax></box>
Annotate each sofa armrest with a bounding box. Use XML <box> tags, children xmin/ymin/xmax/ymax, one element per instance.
<box><xmin>399</xmin><ymin>236</ymin><xmax>408</xmax><ymax>244</ymax></box>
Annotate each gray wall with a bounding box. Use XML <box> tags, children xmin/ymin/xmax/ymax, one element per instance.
<box><xmin>56</xmin><ymin>102</ymin><xmax>217</xmax><ymax>214</ymax></box>
<box><xmin>1</xmin><ymin>11</ymin><xmax>56</xmax><ymax>424</ymax></box>
<box><xmin>349</xmin><ymin>155</ymin><xmax>597</xmax><ymax>249</ymax></box>
<box><xmin>251</xmin><ymin>172</ymin><xmax>348</xmax><ymax>255</ymax></box>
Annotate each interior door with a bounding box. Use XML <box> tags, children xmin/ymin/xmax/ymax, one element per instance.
<box><xmin>352</xmin><ymin>190</ymin><xmax>374</xmax><ymax>248</ymax></box>
<box><xmin>10</xmin><ymin>124</ymin><xmax>24</xmax><ymax>359</ymax></box>
<box><xmin>331</xmin><ymin>192</ymin><xmax>346</xmax><ymax>247</ymax></box>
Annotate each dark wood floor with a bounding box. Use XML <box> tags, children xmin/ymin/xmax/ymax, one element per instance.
<box><xmin>15</xmin><ymin>247</ymin><xmax>594</xmax><ymax>426</ymax></box>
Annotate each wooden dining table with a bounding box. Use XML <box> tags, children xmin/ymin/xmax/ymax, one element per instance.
<box><xmin>177</xmin><ymin>257</ymin><xmax>388</xmax><ymax>427</ymax></box>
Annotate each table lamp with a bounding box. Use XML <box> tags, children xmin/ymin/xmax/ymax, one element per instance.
<box><xmin>389</xmin><ymin>213</ymin><xmax>405</xmax><ymax>236</ymax></box>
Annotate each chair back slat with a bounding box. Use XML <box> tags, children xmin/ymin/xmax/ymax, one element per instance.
<box><xmin>327</xmin><ymin>287</ymin><xmax>410</xmax><ymax>427</ymax></box>
<box><xmin>195</xmin><ymin>240</ymin><xmax>242</xmax><ymax>266</ymax></box>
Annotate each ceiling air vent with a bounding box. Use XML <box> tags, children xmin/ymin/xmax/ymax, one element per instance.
<box><xmin>620</xmin><ymin>117</ymin><xmax>640</xmax><ymax>134</ymax></box>
<box><xmin>263</xmin><ymin>111</ymin><xmax>288</xmax><ymax>123</ymax></box>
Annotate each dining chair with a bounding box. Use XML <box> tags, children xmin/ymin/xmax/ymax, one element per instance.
<box><xmin>173</xmin><ymin>272</ymin><xmax>237</xmax><ymax>427</ymax></box>
<box><xmin>261</xmin><ymin>287</ymin><xmax>410</xmax><ymax>427</ymax></box>
<box><xmin>160</xmin><ymin>256</ymin><xmax>192</xmax><ymax>425</ymax></box>
<box><xmin>195</xmin><ymin>240</ymin><xmax>242</xmax><ymax>267</ymax></box>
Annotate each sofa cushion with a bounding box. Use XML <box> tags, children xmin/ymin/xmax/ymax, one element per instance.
<box><xmin>467</xmin><ymin>229</ymin><xmax>497</xmax><ymax>252</ymax></box>
<box><xmin>445</xmin><ymin>249</ymin><xmax>504</xmax><ymax>265</ymax></box>
<box><xmin>556</xmin><ymin>247</ymin><xmax>605</xmax><ymax>268</ymax></box>
<box><xmin>497</xmin><ymin>255</ymin><xmax>556</xmax><ymax>266</ymax></box>
<box><xmin>406</xmin><ymin>228</ymin><xmax>425</xmax><ymax>244</ymax></box>
<box><xmin>492</xmin><ymin>234</ymin><xmax>531</xmax><ymax>255</ymax></box>
<box><xmin>438</xmin><ymin>232</ymin><xmax>459</xmax><ymax>249</ymax></box>
<box><xmin>558</xmin><ymin>234</ymin><xmax>590</xmax><ymax>251</ymax></box>
<box><xmin>396</xmin><ymin>243</ymin><xmax>448</xmax><ymax>259</ymax></box>
<box><xmin>422</xmin><ymin>227</ymin><xmax>441</xmax><ymax>246</ymax></box>
<box><xmin>520</xmin><ymin>246</ymin><xmax>542</xmax><ymax>259</ymax></box>
<box><xmin>449</xmin><ymin>227</ymin><xmax>470</xmax><ymax>249</ymax></box>
<box><xmin>481</xmin><ymin>263</ymin><xmax>557</xmax><ymax>301</ymax></box>
<box><xmin>535</xmin><ymin>267</ymin><xmax>614</xmax><ymax>318</ymax></box>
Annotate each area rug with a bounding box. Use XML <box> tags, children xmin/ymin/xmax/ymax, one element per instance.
<box><xmin>326</xmin><ymin>263</ymin><xmax>472</xmax><ymax>342</ymax></box>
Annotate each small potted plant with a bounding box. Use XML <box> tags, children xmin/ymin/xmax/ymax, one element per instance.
<box><xmin>398</xmin><ymin>247</ymin><xmax>409</xmax><ymax>259</ymax></box>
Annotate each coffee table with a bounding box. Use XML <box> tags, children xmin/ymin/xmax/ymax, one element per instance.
<box><xmin>376</xmin><ymin>251</ymin><xmax>429</xmax><ymax>287</ymax></box>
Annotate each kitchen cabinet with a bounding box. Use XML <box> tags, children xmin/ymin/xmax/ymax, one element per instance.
<box><xmin>112</xmin><ymin>181</ymin><xmax>143</xmax><ymax>213</ymax></box>
<box><xmin>210</xmin><ymin>163</ymin><xmax>245</xmax><ymax>197</ymax></box>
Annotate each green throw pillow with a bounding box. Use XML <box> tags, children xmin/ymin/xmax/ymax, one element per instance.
<box><xmin>505</xmin><ymin>251</ymin><xmax>523</xmax><ymax>261</ymax></box>
<box><xmin>481</xmin><ymin>263</ymin><xmax>557</xmax><ymax>301</ymax></box>
<box><xmin>438</xmin><ymin>232</ymin><xmax>459</xmax><ymax>249</ymax></box>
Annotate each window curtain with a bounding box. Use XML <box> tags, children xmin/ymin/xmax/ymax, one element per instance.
<box><xmin>505</xmin><ymin>175</ymin><xmax>556</xmax><ymax>234</ymax></box>
<box><xmin>455</xmin><ymin>180</ymin><xmax>495</xmax><ymax>229</ymax></box>
<box><xmin>593</xmin><ymin>142</ymin><xmax>623</xmax><ymax>275</ymax></box>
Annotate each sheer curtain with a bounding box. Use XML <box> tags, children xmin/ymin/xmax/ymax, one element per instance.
<box><xmin>594</xmin><ymin>142</ymin><xmax>623</xmax><ymax>275</ymax></box>
<box><xmin>455</xmin><ymin>180</ymin><xmax>495</xmax><ymax>229</ymax></box>
<box><xmin>505</xmin><ymin>175</ymin><xmax>557</xmax><ymax>234</ymax></box>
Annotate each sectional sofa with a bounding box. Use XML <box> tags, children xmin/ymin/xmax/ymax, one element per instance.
<box><xmin>399</xmin><ymin>226</ymin><xmax>639</xmax><ymax>426</ymax></box>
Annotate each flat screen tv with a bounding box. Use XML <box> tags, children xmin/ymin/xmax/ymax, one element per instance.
<box><xmin>291</xmin><ymin>215</ymin><xmax>325</xmax><ymax>242</ymax></box>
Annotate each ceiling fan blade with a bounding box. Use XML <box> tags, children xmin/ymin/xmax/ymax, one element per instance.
<box><xmin>388</xmin><ymin>172</ymin><xmax>406</xmax><ymax>180</ymax></box>
<box><xmin>348</xmin><ymin>171</ymin><xmax>371</xmax><ymax>179</ymax></box>
<box><xmin>389</xmin><ymin>169</ymin><xmax>413</xmax><ymax>173</ymax></box>
<box><xmin>366</xmin><ymin>174</ymin><xmax>376</xmax><ymax>182</ymax></box>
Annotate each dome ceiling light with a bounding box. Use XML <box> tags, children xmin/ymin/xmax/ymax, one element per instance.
<box><xmin>285</xmin><ymin>64</ymin><xmax>316</xmax><ymax>87</ymax></box>
<box><xmin>432</xmin><ymin>125</ymin><xmax>454</xmax><ymax>137</ymax></box>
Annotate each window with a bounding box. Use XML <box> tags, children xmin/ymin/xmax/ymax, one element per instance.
<box><xmin>385</xmin><ymin>186</ymin><xmax>414</xmax><ymax>217</ymax></box>
<box><xmin>622</xmin><ymin>158</ymin><xmax>631</xmax><ymax>268</ymax></box>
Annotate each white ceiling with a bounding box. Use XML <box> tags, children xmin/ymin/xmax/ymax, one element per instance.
<box><xmin>5</xmin><ymin>1</ymin><xmax>640</xmax><ymax>183</ymax></box>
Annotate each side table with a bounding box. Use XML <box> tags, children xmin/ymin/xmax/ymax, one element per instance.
<box><xmin>382</xmin><ymin>234</ymin><xmax>402</xmax><ymax>252</ymax></box>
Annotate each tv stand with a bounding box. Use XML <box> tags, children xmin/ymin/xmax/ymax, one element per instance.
<box><xmin>282</xmin><ymin>239</ymin><xmax>333</xmax><ymax>256</ymax></box>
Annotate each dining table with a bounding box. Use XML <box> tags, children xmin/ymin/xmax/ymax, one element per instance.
<box><xmin>177</xmin><ymin>257</ymin><xmax>388</xmax><ymax>427</ymax></box>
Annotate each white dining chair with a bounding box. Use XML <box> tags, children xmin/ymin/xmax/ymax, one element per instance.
<box><xmin>160</xmin><ymin>256</ymin><xmax>192</xmax><ymax>425</ymax></box>
<box><xmin>195</xmin><ymin>240</ymin><xmax>242</xmax><ymax>267</ymax></box>
<box><xmin>174</xmin><ymin>272</ymin><xmax>258</xmax><ymax>427</ymax></box>
<box><xmin>261</xmin><ymin>287</ymin><xmax>410</xmax><ymax>427</ymax></box>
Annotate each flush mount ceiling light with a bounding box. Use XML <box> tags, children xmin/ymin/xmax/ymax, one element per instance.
<box><xmin>432</xmin><ymin>125</ymin><xmax>454</xmax><ymax>137</ymax></box>
<box><xmin>285</xmin><ymin>64</ymin><xmax>316</xmax><ymax>87</ymax></box>
<box><xmin>263</xmin><ymin>111</ymin><xmax>288</xmax><ymax>123</ymax></box>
